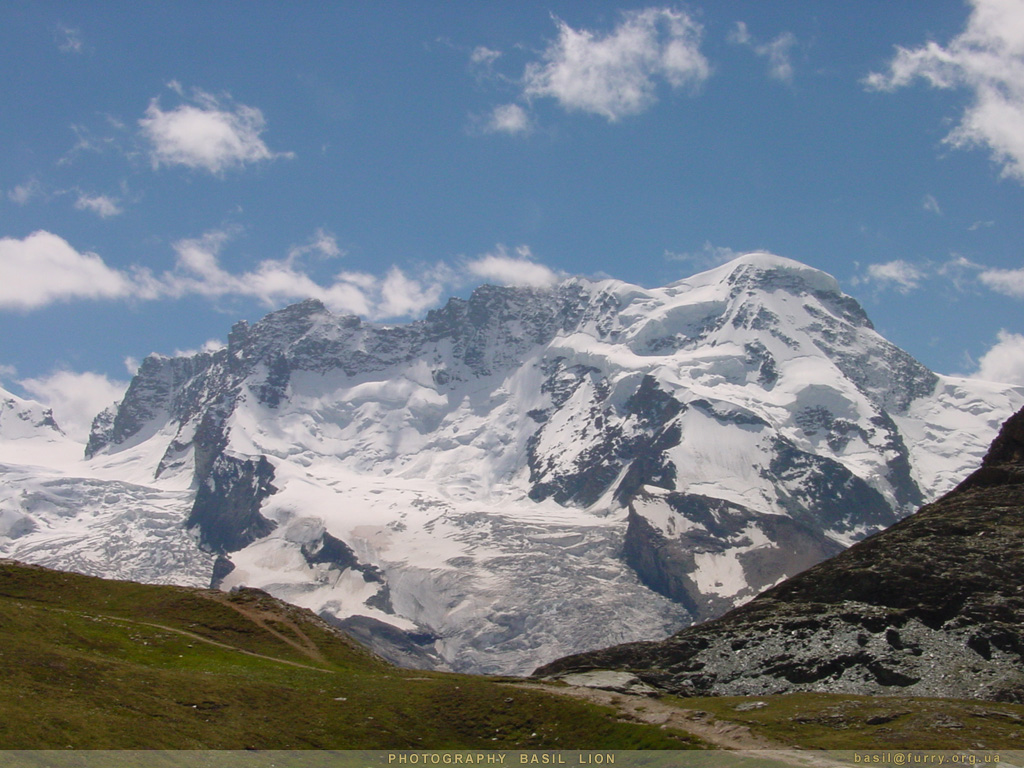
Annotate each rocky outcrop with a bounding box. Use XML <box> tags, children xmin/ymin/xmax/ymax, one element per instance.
<box><xmin>187</xmin><ymin>454</ymin><xmax>278</xmax><ymax>553</ymax></box>
<box><xmin>536</xmin><ymin>407</ymin><xmax>1024</xmax><ymax>703</ymax></box>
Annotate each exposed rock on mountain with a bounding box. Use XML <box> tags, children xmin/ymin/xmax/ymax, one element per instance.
<box><xmin>2</xmin><ymin>253</ymin><xmax>1022</xmax><ymax>674</ymax></box>
<box><xmin>536</xmin><ymin>406</ymin><xmax>1024</xmax><ymax>702</ymax></box>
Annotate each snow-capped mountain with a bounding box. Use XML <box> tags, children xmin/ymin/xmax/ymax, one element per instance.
<box><xmin>2</xmin><ymin>253</ymin><xmax>1021</xmax><ymax>674</ymax></box>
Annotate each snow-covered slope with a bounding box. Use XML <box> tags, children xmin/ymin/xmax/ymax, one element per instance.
<box><xmin>0</xmin><ymin>385</ymin><xmax>215</xmax><ymax>585</ymax></box>
<box><xmin>2</xmin><ymin>254</ymin><xmax>1021</xmax><ymax>674</ymax></box>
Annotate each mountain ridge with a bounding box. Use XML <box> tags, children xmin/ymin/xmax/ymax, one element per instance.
<box><xmin>2</xmin><ymin>252</ymin><xmax>1021</xmax><ymax>674</ymax></box>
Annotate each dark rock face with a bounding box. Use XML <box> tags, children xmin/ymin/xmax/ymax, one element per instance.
<box><xmin>537</xmin><ymin>407</ymin><xmax>1024</xmax><ymax>703</ymax></box>
<box><xmin>301</xmin><ymin>531</ymin><xmax>384</xmax><ymax>584</ymax></box>
<box><xmin>622</xmin><ymin>494</ymin><xmax>845</xmax><ymax>622</ymax></box>
<box><xmin>527</xmin><ymin>374</ymin><xmax>686</xmax><ymax>509</ymax></box>
<box><xmin>209</xmin><ymin>554</ymin><xmax>236</xmax><ymax>589</ymax></box>
<box><xmin>187</xmin><ymin>454</ymin><xmax>278</xmax><ymax>553</ymax></box>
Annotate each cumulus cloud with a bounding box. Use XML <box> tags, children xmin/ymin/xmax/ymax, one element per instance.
<box><xmin>854</xmin><ymin>255</ymin><xmax>1024</xmax><ymax>300</ymax></box>
<box><xmin>865</xmin><ymin>0</ymin><xmax>1024</xmax><ymax>182</ymax></box>
<box><xmin>0</xmin><ymin>228</ymin><xmax>447</xmax><ymax>320</ymax></box>
<box><xmin>0</xmin><ymin>231</ymin><xmax>138</xmax><ymax>310</ymax></box>
<box><xmin>730</xmin><ymin>22</ymin><xmax>797</xmax><ymax>83</ymax></box>
<box><xmin>0</xmin><ymin>228</ymin><xmax>564</xmax><ymax>321</ymax></box>
<box><xmin>172</xmin><ymin>339</ymin><xmax>227</xmax><ymax>359</ymax></box>
<box><xmin>377</xmin><ymin>266</ymin><xmax>448</xmax><ymax>317</ymax></box>
<box><xmin>139</xmin><ymin>85</ymin><xmax>294</xmax><ymax>175</ymax></box>
<box><xmin>466</xmin><ymin>245</ymin><xmax>562</xmax><ymax>289</ymax></box>
<box><xmin>972</xmin><ymin>330</ymin><xmax>1024</xmax><ymax>385</ymax></box>
<box><xmin>522</xmin><ymin>7</ymin><xmax>710</xmax><ymax>121</ymax></box>
<box><xmin>164</xmin><ymin>230</ymin><xmax>368</xmax><ymax>314</ymax></box>
<box><xmin>163</xmin><ymin>229</ymin><xmax>451</xmax><ymax>320</ymax></box>
<box><xmin>853</xmin><ymin>259</ymin><xmax>928</xmax><ymax>294</ymax></box>
<box><xmin>483</xmin><ymin>103</ymin><xmax>532</xmax><ymax>135</ymax></box>
<box><xmin>19</xmin><ymin>370</ymin><xmax>128</xmax><ymax>442</ymax></box>
<box><xmin>979</xmin><ymin>265</ymin><xmax>1024</xmax><ymax>298</ymax></box>
<box><xmin>74</xmin><ymin>192</ymin><xmax>123</xmax><ymax>218</ymax></box>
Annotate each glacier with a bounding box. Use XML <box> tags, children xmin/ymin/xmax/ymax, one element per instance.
<box><xmin>2</xmin><ymin>252</ymin><xmax>1021</xmax><ymax>674</ymax></box>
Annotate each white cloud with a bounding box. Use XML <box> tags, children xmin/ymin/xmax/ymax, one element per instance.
<box><xmin>471</xmin><ymin>46</ymin><xmax>501</xmax><ymax>65</ymax></box>
<box><xmin>0</xmin><ymin>231</ymin><xmax>137</xmax><ymax>310</ymax></box>
<box><xmin>861</xmin><ymin>260</ymin><xmax>927</xmax><ymax>293</ymax></box>
<box><xmin>665</xmin><ymin>241</ymin><xmax>744</xmax><ymax>269</ymax></box>
<box><xmin>922</xmin><ymin>193</ymin><xmax>943</xmax><ymax>215</ymax></box>
<box><xmin>728</xmin><ymin>22</ymin><xmax>753</xmax><ymax>47</ymax></box>
<box><xmin>0</xmin><ymin>229</ymin><xmax>564</xmax><ymax>321</ymax></box>
<box><xmin>19</xmin><ymin>370</ymin><xmax>128</xmax><ymax>442</ymax></box>
<box><xmin>973</xmin><ymin>329</ymin><xmax>1024</xmax><ymax>385</ymax></box>
<box><xmin>522</xmin><ymin>7</ymin><xmax>710</xmax><ymax>121</ymax></box>
<box><xmin>286</xmin><ymin>227</ymin><xmax>343</xmax><ymax>263</ymax></box>
<box><xmin>866</xmin><ymin>0</ymin><xmax>1024</xmax><ymax>182</ymax></box>
<box><xmin>470</xmin><ymin>46</ymin><xmax>502</xmax><ymax>70</ymax></box>
<box><xmin>853</xmin><ymin>255</ymin><xmax>1024</xmax><ymax>299</ymax></box>
<box><xmin>483</xmin><ymin>103</ymin><xmax>532</xmax><ymax>135</ymax></box>
<box><xmin>58</xmin><ymin>123</ymin><xmax>121</xmax><ymax>167</ymax></box>
<box><xmin>8</xmin><ymin>178</ymin><xmax>43</xmax><ymax>205</ymax></box>
<box><xmin>0</xmin><ymin>228</ymin><xmax>442</xmax><ymax>320</ymax></box>
<box><xmin>760</xmin><ymin>33</ymin><xmax>797</xmax><ymax>83</ymax></box>
<box><xmin>979</xmin><ymin>265</ymin><xmax>1024</xmax><ymax>297</ymax></box>
<box><xmin>172</xmin><ymin>339</ymin><xmax>227</xmax><ymax>358</ymax></box>
<box><xmin>74</xmin><ymin>192</ymin><xmax>123</xmax><ymax>218</ymax></box>
<box><xmin>466</xmin><ymin>245</ymin><xmax>561</xmax><ymax>289</ymax></box>
<box><xmin>139</xmin><ymin>85</ymin><xmax>294</xmax><ymax>175</ymax></box>
<box><xmin>377</xmin><ymin>266</ymin><xmax>446</xmax><ymax>317</ymax></box>
<box><xmin>164</xmin><ymin>229</ymin><xmax>450</xmax><ymax>320</ymax></box>
<box><xmin>729</xmin><ymin>22</ymin><xmax>797</xmax><ymax>83</ymax></box>
<box><xmin>56</xmin><ymin>24</ymin><xmax>83</xmax><ymax>54</ymax></box>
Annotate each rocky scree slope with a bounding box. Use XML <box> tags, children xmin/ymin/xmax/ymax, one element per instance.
<box><xmin>536</xmin><ymin>406</ymin><xmax>1024</xmax><ymax>702</ymax></box>
<box><xmin>2</xmin><ymin>253</ymin><xmax>1021</xmax><ymax>675</ymax></box>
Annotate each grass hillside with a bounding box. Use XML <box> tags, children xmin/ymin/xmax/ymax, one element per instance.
<box><xmin>0</xmin><ymin>559</ymin><xmax>701</xmax><ymax>749</ymax></box>
<box><xmin>5</xmin><ymin>558</ymin><xmax>1024</xmax><ymax>751</ymax></box>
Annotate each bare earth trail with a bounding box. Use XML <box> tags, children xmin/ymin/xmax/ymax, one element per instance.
<box><xmin>508</xmin><ymin>682</ymin><xmax>786</xmax><ymax>749</ymax></box>
<box><xmin>41</xmin><ymin>601</ymin><xmax>336</xmax><ymax>673</ymax></box>
<box><xmin>131</xmin><ymin>616</ymin><xmax>334</xmax><ymax>672</ymax></box>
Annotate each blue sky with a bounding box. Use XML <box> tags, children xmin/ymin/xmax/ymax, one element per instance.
<box><xmin>2</xmin><ymin>1</ymin><xmax>1023</xmax><ymax>439</ymax></box>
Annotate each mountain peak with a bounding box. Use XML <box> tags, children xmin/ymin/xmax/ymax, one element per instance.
<box><xmin>709</xmin><ymin>251</ymin><xmax>843</xmax><ymax>296</ymax></box>
<box><xmin>5</xmin><ymin>255</ymin><xmax>1023</xmax><ymax>676</ymax></box>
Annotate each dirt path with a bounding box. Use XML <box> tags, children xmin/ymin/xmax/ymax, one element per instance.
<box><xmin>132</xmin><ymin>618</ymin><xmax>334</xmax><ymax>673</ymax></box>
<box><xmin>211</xmin><ymin>595</ymin><xmax>329</xmax><ymax>665</ymax></box>
<box><xmin>509</xmin><ymin>682</ymin><xmax>786</xmax><ymax>750</ymax></box>
<box><xmin>43</xmin><ymin>601</ymin><xmax>335</xmax><ymax>673</ymax></box>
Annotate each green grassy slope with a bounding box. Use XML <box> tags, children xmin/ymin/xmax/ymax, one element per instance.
<box><xmin>6</xmin><ymin>559</ymin><xmax>1024</xmax><ymax>751</ymax></box>
<box><xmin>0</xmin><ymin>560</ymin><xmax>702</xmax><ymax>749</ymax></box>
<box><xmin>668</xmin><ymin>693</ymin><xmax>1024</xmax><ymax>749</ymax></box>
